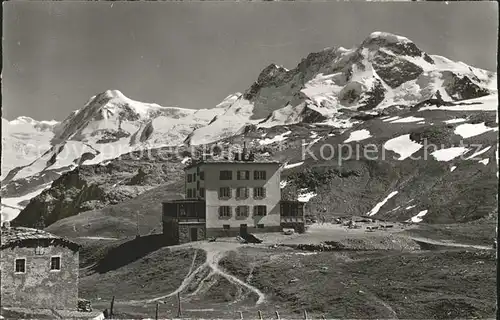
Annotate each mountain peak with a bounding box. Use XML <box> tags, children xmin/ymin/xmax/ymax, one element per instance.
<box><xmin>102</xmin><ymin>89</ymin><xmax>128</xmax><ymax>100</ymax></box>
<box><xmin>257</xmin><ymin>63</ymin><xmax>290</xmax><ymax>84</ymax></box>
<box><xmin>8</xmin><ymin>116</ymin><xmax>59</xmax><ymax>128</ymax></box>
<box><xmin>9</xmin><ymin>116</ymin><xmax>37</xmax><ymax>125</ymax></box>
<box><xmin>360</xmin><ymin>31</ymin><xmax>433</xmax><ymax>62</ymax></box>
<box><xmin>366</xmin><ymin>32</ymin><xmax>412</xmax><ymax>44</ymax></box>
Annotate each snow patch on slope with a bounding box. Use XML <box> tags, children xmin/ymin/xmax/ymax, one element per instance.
<box><xmin>443</xmin><ymin>118</ymin><xmax>467</xmax><ymax>124</ymax></box>
<box><xmin>367</xmin><ymin>191</ymin><xmax>398</xmax><ymax>216</ymax></box>
<box><xmin>465</xmin><ymin>146</ymin><xmax>492</xmax><ymax>160</ymax></box>
<box><xmin>344</xmin><ymin>129</ymin><xmax>372</xmax><ymax>143</ymax></box>
<box><xmin>390</xmin><ymin>116</ymin><xmax>425</xmax><ymax>123</ymax></box>
<box><xmin>284</xmin><ymin>162</ymin><xmax>304</xmax><ymax>169</ymax></box>
<box><xmin>409</xmin><ymin>210</ymin><xmax>428</xmax><ymax>223</ymax></box>
<box><xmin>431</xmin><ymin>147</ymin><xmax>469</xmax><ymax>162</ymax></box>
<box><xmin>298</xmin><ymin>189</ymin><xmax>317</xmax><ymax>202</ymax></box>
<box><xmin>478</xmin><ymin>158</ymin><xmax>490</xmax><ymax>165</ymax></box>
<box><xmin>384</xmin><ymin>134</ymin><xmax>423</xmax><ymax>160</ymax></box>
<box><xmin>259</xmin><ymin>131</ymin><xmax>292</xmax><ymax>145</ymax></box>
<box><xmin>454</xmin><ymin>122</ymin><xmax>497</xmax><ymax>139</ymax></box>
<box><xmin>1</xmin><ymin>183</ymin><xmax>52</xmax><ymax>221</ymax></box>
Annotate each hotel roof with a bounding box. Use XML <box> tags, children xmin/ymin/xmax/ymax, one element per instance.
<box><xmin>184</xmin><ymin>158</ymin><xmax>281</xmax><ymax>170</ymax></box>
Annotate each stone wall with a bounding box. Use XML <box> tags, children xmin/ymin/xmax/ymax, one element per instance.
<box><xmin>206</xmin><ymin>225</ymin><xmax>282</xmax><ymax>238</ymax></box>
<box><xmin>281</xmin><ymin>222</ymin><xmax>306</xmax><ymax>233</ymax></box>
<box><xmin>0</xmin><ymin>243</ymin><xmax>79</xmax><ymax>310</ymax></box>
<box><xmin>178</xmin><ymin>223</ymin><xmax>206</xmax><ymax>244</ymax></box>
<box><xmin>163</xmin><ymin>220</ymin><xmax>179</xmax><ymax>244</ymax></box>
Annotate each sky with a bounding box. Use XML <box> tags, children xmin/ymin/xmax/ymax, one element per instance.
<box><xmin>3</xmin><ymin>1</ymin><xmax>498</xmax><ymax>121</ymax></box>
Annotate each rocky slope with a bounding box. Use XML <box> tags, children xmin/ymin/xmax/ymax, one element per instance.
<box><xmin>11</xmin><ymin>147</ymin><xmax>188</xmax><ymax>228</ymax></box>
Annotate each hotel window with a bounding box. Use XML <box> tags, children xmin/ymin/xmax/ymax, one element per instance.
<box><xmin>253</xmin><ymin>205</ymin><xmax>267</xmax><ymax>216</ymax></box>
<box><xmin>199</xmin><ymin>188</ymin><xmax>205</xmax><ymax>198</ymax></box>
<box><xmin>50</xmin><ymin>257</ymin><xmax>61</xmax><ymax>271</ymax></box>
<box><xmin>187</xmin><ymin>174</ymin><xmax>193</xmax><ymax>183</ymax></box>
<box><xmin>219</xmin><ymin>187</ymin><xmax>231</xmax><ymax>199</ymax></box>
<box><xmin>254</xmin><ymin>170</ymin><xmax>266</xmax><ymax>180</ymax></box>
<box><xmin>219</xmin><ymin>206</ymin><xmax>232</xmax><ymax>218</ymax></box>
<box><xmin>236</xmin><ymin>206</ymin><xmax>249</xmax><ymax>217</ymax></box>
<box><xmin>237</xmin><ymin>170</ymin><xmax>250</xmax><ymax>180</ymax></box>
<box><xmin>15</xmin><ymin>259</ymin><xmax>26</xmax><ymax>273</ymax></box>
<box><xmin>223</xmin><ymin>224</ymin><xmax>230</xmax><ymax>230</ymax></box>
<box><xmin>236</xmin><ymin>187</ymin><xmax>249</xmax><ymax>200</ymax></box>
<box><xmin>200</xmin><ymin>172</ymin><xmax>205</xmax><ymax>180</ymax></box>
<box><xmin>187</xmin><ymin>189</ymin><xmax>193</xmax><ymax>198</ymax></box>
<box><xmin>253</xmin><ymin>187</ymin><xmax>266</xmax><ymax>199</ymax></box>
<box><xmin>220</xmin><ymin>170</ymin><xmax>233</xmax><ymax>180</ymax></box>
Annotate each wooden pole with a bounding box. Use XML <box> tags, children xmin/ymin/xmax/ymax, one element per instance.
<box><xmin>177</xmin><ymin>292</ymin><xmax>182</xmax><ymax>318</ymax></box>
<box><xmin>303</xmin><ymin>310</ymin><xmax>308</xmax><ymax>320</ymax></box>
<box><xmin>136</xmin><ymin>211</ymin><xmax>140</xmax><ymax>237</ymax></box>
<box><xmin>155</xmin><ymin>303</ymin><xmax>159</xmax><ymax>320</ymax></box>
<box><xmin>321</xmin><ymin>315</ymin><xmax>326</xmax><ymax>320</ymax></box>
<box><xmin>258</xmin><ymin>310</ymin><xmax>263</xmax><ymax>320</ymax></box>
<box><xmin>109</xmin><ymin>296</ymin><xmax>115</xmax><ymax>319</ymax></box>
<box><xmin>275</xmin><ymin>310</ymin><xmax>281</xmax><ymax>319</ymax></box>
<box><xmin>239</xmin><ymin>311</ymin><xmax>243</xmax><ymax>320</ymax></box>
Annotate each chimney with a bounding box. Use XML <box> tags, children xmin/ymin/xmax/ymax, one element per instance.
<box><xmin>243</xmin><ymin>141</ymin><xmax>248</xmax><ymax>159</ymax></box>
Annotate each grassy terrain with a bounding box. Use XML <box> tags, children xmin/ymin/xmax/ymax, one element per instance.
<box><xmin>45</xmin><ymin>179</ymin><xmax>184</xmax><ymax>239</ymax></box>
<box><xmin>219</xmin><ymin>247</ymin><xmax>496</xmax><ymax>319</ymax></box>
<box><xmin>404</xmin><ymin>218</ymin><xmax>496</xmax><ymax>246</ymax></box>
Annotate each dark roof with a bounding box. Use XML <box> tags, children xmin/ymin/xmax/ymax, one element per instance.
<box><xmin>184</xmin><ymin>159</ymin><xmax>281</xmax><ymax>170</ymax></box>
<box><xmin>280</xmin><ymin>200</ymin><xmax>306</xmax><ymax>204</ymax></box>
<box><xmin>0</xmin><ymin>227</ymin><xmax>80</xmax><ymax>251</ymax></box>
<box><xmin>163</xmin><ymin>199</ymin><xmax>206</xmax><ymax>204</ymax></box>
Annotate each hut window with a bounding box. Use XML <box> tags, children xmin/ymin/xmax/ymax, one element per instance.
<box><xmin>50</xmin><ymin>257</ymin><xmax>61</xmax><ymax>271</ymax></box>
<box><xmin>15</xmin><ymin>259</ymin><xmax>26</xmax><ymax>273</ymax></box>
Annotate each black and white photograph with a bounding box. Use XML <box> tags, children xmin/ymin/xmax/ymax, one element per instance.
<box><xmin>1</xmin><ymin>1</ymin><xmax>498</xmax><ymax>319</ymax></box>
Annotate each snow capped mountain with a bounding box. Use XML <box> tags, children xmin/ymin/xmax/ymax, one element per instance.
<box><xmin>1</xmin><ymin>117</ymin><xmax>59</xmax><ymax>179</ymax></box>
<box><xmin>185</xmin><ymin>31</ymin><xmax>495</xmax><ymax>145</ymax></box>
<box><xmin>1</xmin><ymin>90</ymin><xmax>226</xmax><ymax>221</ymax></box>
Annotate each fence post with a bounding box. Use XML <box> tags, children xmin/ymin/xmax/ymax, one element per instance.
<box><xmin>275</xmin><ymin>310</ymin><xmax>281</xmax><ymax>319</ymax></box>
<box><xmin>303</xmin><ymin>310</ymin><xmax>308</xmax><ymax>320</ymax></box>
<box><xmin>155</xmin><ymin>303</ymin><xmax>159</xmax><ymax>320</ymax></box>
<box><xmin>258</xmin><ymin>310</ymin><xmax>263</xmax><ymax>320</ymax></box>
<box><xmin>110</xmin><ymin>296</ymin><xmax>115</xmax><ymax>319</ymax></box>
<box><xmin>177</xmin><ymin>292</ymin><xmax>182</xmax><ymax>318</ymax></box>
<box><xmin>239</xmin><ymin>311</ymin><xmax>244</xmax><ymax>320</ymax></box>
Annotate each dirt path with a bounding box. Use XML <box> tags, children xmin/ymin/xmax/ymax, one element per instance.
<box><xmin>204</xmin><ymin>247</ymin><xmax>266</xmax><ymax>305</ymax></box>
<box><xmin>145</xmin><ymin>241</ymin><xmax>266</xmax><ymax>306</ymax></box>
